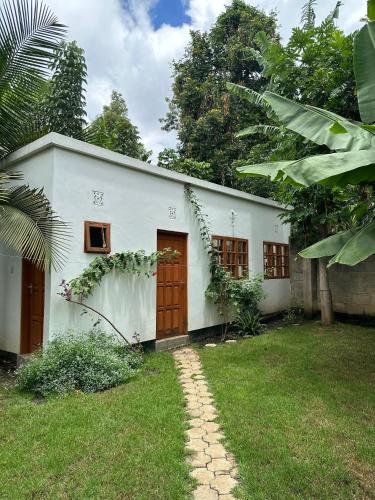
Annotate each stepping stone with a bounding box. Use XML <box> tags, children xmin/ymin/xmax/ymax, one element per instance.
<box><xmin>187</xmin><ymin>438</ymin><xmax>207</xmax><ymax>452</ymax></box>
<box><xmin>187</xmin><ymin>427</ymin><xmax>206</xmax><ymax>439</ymax></box>
<box><xmin>191</xmin><ymin>468</ymin><xmax>215</xmax><ymax>485</ymax></box>
<box><xmin>207</xmin><ymin>459</ymin><xmax>233</xmax><ymax>473</ymax></box>
<box><xmin>205</xmin><ymin>444</ymin><xmax>227</xmax><ymax>459</ymax></box>
<box><xmin>205</xmin><ymin>343</ymin><xmax>217</xmax><ymax>347</ymax></box>
<box><xmin>172</xmin><ymin>347</ymin><xmax>239</xmax><ymax>500</ymax></box>
<box><xmin>193</xmin><ymin>485</ymin><xmax>219</xmax><ymax>500</ymax></box>
<box><xmin>188</xmin><ymin>451</ymin><xmax>210</xmax><ymax>467</ymax></box>
<box><xmin>201</xmin><ymin>422</ymin><xmax>220</xmax><ymax>433</ymax></box>
<box><xmin>225</xmin><ymin>340</ymin><xmax>237</xmax><ymax>344</ymax></box>
<box><xmin>201</xmin><ymin>404</ymin><xmax>216</xmax><ymax>413</ymax></box>
<box><xmin>204</xmin><ymin>432</ymin><xmax>224</xmax><ymax>444</ymax></box>
<box><xmin>210</xmin><ymin>475</ymin><xmax>237</xmax><ymax>495</ymax></box>
<box><xmin>189</xmin><ymin>418</ymin><xmax>204</xmax><ymax>428</ymax></box>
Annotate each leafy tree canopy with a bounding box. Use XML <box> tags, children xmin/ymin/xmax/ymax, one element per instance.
<box><xmin>90</xmin><ymin>91</ymin><xmax>151</xmax><ymax>161</ymax></box>
<box><xmin>44</xmin><ymin>41</ymin><xmax>88</xmax><ymax>138</ymax></box>
<box><xmin>233</xmin><ymin>5</ymin><xmax>361</xmax><ymax>248</ymax></box>
<box><xmin>160</xmin><ymin>0</ymin><xmax>277</xmax><ymax>193</ymax></box>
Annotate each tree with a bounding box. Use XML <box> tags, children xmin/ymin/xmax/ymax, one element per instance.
<box><xmin>89</xmin><ymin>91</ymin><xmax>151</xmax><ymax>161</ymax></box>
<box><xmin>43</xmin><ymin>41</ymin><xmax>87</xmax><ymax>138</ymax></box>
<box><xmin>0</xmin><ymin>0</ymin><xmax>70</xmax><ymax>270</ymax></box>
<box><xmin>228</xmin><ymin>1</ymin><xmax>361</xmax><ymax>324</ymax></box>
<box><xmin>160</xmin><ymin>0</ymin><xmax>278</xmax><ymax>192</ymax></box>
<box><xmin>158</xmin><ymin>148</ymin><xmax>213</xmax><ymax>181</ymax></box>
<box><xmin>231</xmin><ymin>1</ymin><xmax>375</xmax><ymax>267</ymax></box>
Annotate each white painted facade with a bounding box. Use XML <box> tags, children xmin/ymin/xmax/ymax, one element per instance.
<box><xmin>0</xmin><ymin>133</ymin><xmax>291</xmax><ymax>354</ymax></box>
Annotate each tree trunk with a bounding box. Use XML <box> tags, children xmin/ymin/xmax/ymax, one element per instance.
<box><xmin>318</xmin><ymin>257</ymin><xmax>334</xmax><ymax>325</ymax></box>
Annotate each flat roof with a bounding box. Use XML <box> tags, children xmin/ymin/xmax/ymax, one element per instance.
<box><xmin>2</xmin><ymin>132</ymin><xmax>288</xmax><ymax>211</ymax></box>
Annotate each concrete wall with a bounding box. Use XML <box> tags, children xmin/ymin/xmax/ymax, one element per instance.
<box><xmin>0</xmin><ymin>149</ymin><xmax>54</xmax><ymax>354</ymax></box>
<box><xmin>0</xmin><ymin>134</ymin><xmax>291</xmax><ymax>352</ymax></box>
<box><xmin>290</xmin><ymin>246</ymin><xmax>375</xmax><ymax>316</ymax></box>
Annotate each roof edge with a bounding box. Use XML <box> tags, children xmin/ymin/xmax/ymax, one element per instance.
<box><xmin>1</xmin><ymin>132</ymin><xmax>289</xmax><ymax>211</ymax></box>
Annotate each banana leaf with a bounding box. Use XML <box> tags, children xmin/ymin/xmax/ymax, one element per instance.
<box><xmin>299</xmin><ymin>230</ymin><xmax>354</xmax><ymax>258</ymax></box>
<box><xmin>263</xmin><ymin>91</ymin><xmax>373</xmax><ymax>151</ymax></box>
<box><xmin>328</xmin><ymin>221</ymin><xmax>375</xmax><ymax>266</ymax></box>
<box><xmin>354</xmin><ymin>21</ymin><xmax>375</xmax><ymax>124</ymax></box>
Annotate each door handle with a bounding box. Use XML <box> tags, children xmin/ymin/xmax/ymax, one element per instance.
<box><xmin>27</xmin><ymin>283</ymin><xmax>33</xmax><ymax>294</ymax></box>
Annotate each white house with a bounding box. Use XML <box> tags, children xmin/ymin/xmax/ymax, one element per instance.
<box><xmin>0</xmin><ymin>133</ymin><xmax>291</xmax><ymax>359</ymax></box>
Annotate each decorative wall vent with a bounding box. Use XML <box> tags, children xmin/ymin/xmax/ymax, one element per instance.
<box><xmin>168</xmin><ymin>206</ymin><xmax>177</xmax><ymax>219</ymax></box>
<box><xmin>92</xmin><ymin>190</ymin><xmax>104</xmax><ymax>206</ymax></box>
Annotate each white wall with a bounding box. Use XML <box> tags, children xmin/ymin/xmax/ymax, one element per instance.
<box><xmin>47</xmin><ymin>147</ymin><xmax>290</xmax><ymax>344</ymax></box>
<box><xmin>0</xmin><ymin>149</ymin><xmax>54</xmax><ymax>354</ymax></box>
<box><xmin>0</xmin><ymin>138</ymin><xmax>291</xmax><ymax>352</ymax></box>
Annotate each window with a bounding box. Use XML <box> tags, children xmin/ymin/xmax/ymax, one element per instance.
<box><xmin>212</xmin><ymin>236</ymin><xmax>248</xmax><ymax>278</ymax></box>
<box><xmin>84</xmin><ymin>221</ymin><xmax>111</xmax><ymax>253</ymax></box>
<box><xmin>263</xmin><ymin>242</ymin><xmax>289</xmax><ymax>279</ymax></box>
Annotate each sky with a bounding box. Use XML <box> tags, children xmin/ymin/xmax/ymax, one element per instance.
<box><xmin>44</xmin><ymin>0</ymin><xmax>367</xmax><ymax>162</ymax></box>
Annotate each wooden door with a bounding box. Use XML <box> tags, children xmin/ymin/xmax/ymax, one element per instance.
<box><xmin>156</xmin><ymin>231</ymin><xmax>187</xmax><ymax>339</ymax></box>
<box><xmin>21</xmin><ymin>260</ymin><xmax>45</xmax><ymax>353</ymax></box>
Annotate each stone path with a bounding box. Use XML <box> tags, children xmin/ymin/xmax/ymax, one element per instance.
<box><xmin>173</xmin><ymin>348</ymin><xmax>238</xmax><ymax>499</ymax></box>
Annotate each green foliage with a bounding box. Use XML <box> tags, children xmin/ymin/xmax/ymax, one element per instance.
<box><xmin>17</xmin><ymin>329</ymin><xmax>143</xmax><ymax>397</ymax></box>
<box><xmin>206</xmin><ymin>272</ymin><xmax>265</xmax><ymax>321</ymax></box>
<box><xmin>301</xmin><ymin>0</ymin><xmax>316</xmax><ymax>30</ymax></box>
<box><xmin>43</xmin><ymin>41</ymin><xmax>87</xmax><ymax>138</ymax></box>
<box><xmin>0</xmin><ymin>0</ymin><xmax>69</xmax><ymax>270</ymax></box>
<box><xmin>185</xmin><ymin>185</ymin><xmax>265</xmax><ymax>336</ymax></box>
<box><xmin>89</xmin><ymin>91</ymin><xmax>151</xmax><ymax>161</ymax></box>
<box><xmin>233</xmin><ymin>310</ymin><xmax>264</xmax><ymax>336</ymax></box>
<box><xmin>230</xmin><ymin>4</ymin><xmax>375</xmax><ymax>264</ymax></box>
<box><xmin>47</xmin><ymin>43</ymin><xmax>86</xmax><ymax>132</ymax></box>
<box><xmin>161</xmin><ymin>0</ymin><xmax>278</xmax><ymax>195</ymax></box>
<box><xmin>0</xmin><ymin>0</ymin><xmax>66</xmax><ymax>158</ymax></box>
<box><xmin>158</xmin><ymin>148</ymin><xmax>213</xmax><ymax>181</ymax></box>
<box><xmin>67</xmin><ymin>249</ymin><xmax>178</xmax><ymax>300</ymax></box>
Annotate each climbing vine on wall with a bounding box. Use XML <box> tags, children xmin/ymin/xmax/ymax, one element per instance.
<box><xmin>59</xmin><ymin>248</ymin><xmax>178</xmax><ymax>345</ymax></box>
<box><xmin>68</xmin><ymin>249</ymin><xmax>177</xmax><ymax>300</ymax></box>
<box><xmin>185</xmin><ymin>184</ymin><xmax>265</xmax><ymax>338</ymax></box>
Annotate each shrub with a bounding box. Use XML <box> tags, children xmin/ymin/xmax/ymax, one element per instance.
<box><xmin>233</xmin><ymin>311</ymin><xmax>265</xmax><ymax>336</ymax></box>
<box><xmin>17</xmin><ymin>329</ymin><xmax>143</xmax><ymax>397</ymax></box>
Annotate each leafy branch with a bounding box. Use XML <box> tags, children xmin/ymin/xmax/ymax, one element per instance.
<box><xmin>59</xmin><ymin>248</ymin><xmax>178</xmax><ymax>345</ymax></box>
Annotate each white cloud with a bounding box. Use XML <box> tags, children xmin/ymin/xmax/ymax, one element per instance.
<box><xmin>42</xmin><ymin>0</ymin><xmax>366</xmax><ymax>162</ymax></box>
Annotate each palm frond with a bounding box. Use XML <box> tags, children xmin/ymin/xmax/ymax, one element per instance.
<box><xmin>0</xmin><ymin>185</ymin><xmax>71</xmax><ymax>270</ymax></box>
<box><xmin>0</xmin><ymin>0</ymin><xmax>66</xmax><ymax>158</ymax></box>
<box><xmin>235</xmin><ymin>124</ymin><xmax>282</xmax><ymax>138</ymax></box>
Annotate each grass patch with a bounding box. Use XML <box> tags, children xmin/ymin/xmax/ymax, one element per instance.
<box><xmin>0</xmin><ymin>353</ymin><xmax>192</xmax><ymax>499</ymax></box>
<box><xmin>199</xmin><ymin>322</ymin><xmax>375</xmax><ymax>499</ymax></box>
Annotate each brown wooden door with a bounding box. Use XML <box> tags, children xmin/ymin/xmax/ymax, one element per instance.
<box><xmin>21</xmin><ymin>260</ymin><xmax>45</xmax><ymax>354</ymax></box>
<box><xmin>156</xmin><ymin>231</ymin><xmax>187</xmax><ymax>339</ymax></box>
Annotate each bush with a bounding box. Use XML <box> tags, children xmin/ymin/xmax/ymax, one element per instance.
<box><xmin>233</xmin><ymin>311</ymin><xmax>265</xmax><ymax>336</ymax></box>
<box><xmin>17</xmin><ymin>330</ymin><xmax>143</xmax><ymax>397</ymax></box>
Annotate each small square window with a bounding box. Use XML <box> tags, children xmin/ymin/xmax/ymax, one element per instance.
<box><xmin>84</xmin><ymin>221</ymin><xmax>111</xmax><ymax>253</ymax></box>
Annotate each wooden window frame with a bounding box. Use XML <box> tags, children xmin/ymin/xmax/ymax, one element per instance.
<box><xmin>212</xmin><ymin>235</ymin><xmax>248</xmax><ymax>279</ymax></box>
<box><xmin>84</xmin><ymin>221</ymin><xmax>111</xmax><ymax>254</ymax></box>
<box><xmin>263</xmin><ymin>241</ymin><xmax>290</xmax><ymax>279</ymax></box>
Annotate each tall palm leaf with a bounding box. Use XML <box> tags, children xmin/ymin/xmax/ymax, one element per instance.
<box><xmin>0</xmin><ymin>0</ymin><xmax>69</xmax><ymax>270</ymax></box>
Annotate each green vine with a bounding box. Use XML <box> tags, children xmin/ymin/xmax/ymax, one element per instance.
<box><xmin>59</xmin><ymin>248</ymin><xmax>178</xmax><ymax>346</ymax></box>
<box><xmin>68</xmin><ymin>249</ymin><xmax>178</xmax><ymax>300</ymax></box>
<box><xmin>185</xmin><ymin>184</ymin><xmax>265</xmax><ymax>339</ymax></box>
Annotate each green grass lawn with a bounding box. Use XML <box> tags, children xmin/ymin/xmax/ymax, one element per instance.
<box><xmin>0</xmin><ymin>353</ymin><xmax>192</xmax><ymax>499</ymax></box>
<box><xmin>199</xmin><ymin>322</ymin><xmax>375</xmax><ymax>499</ymax></box>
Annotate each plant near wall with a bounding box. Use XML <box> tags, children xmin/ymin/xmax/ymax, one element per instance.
<box><xmin>59</xmin><ymin>248</ymin><xmax>178</xmax><ymax>345</ymax></box>
<box><xmin>185</xmin><ymin>184</ymin><xmax>265</xmax><ymax>338</ymax></box>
